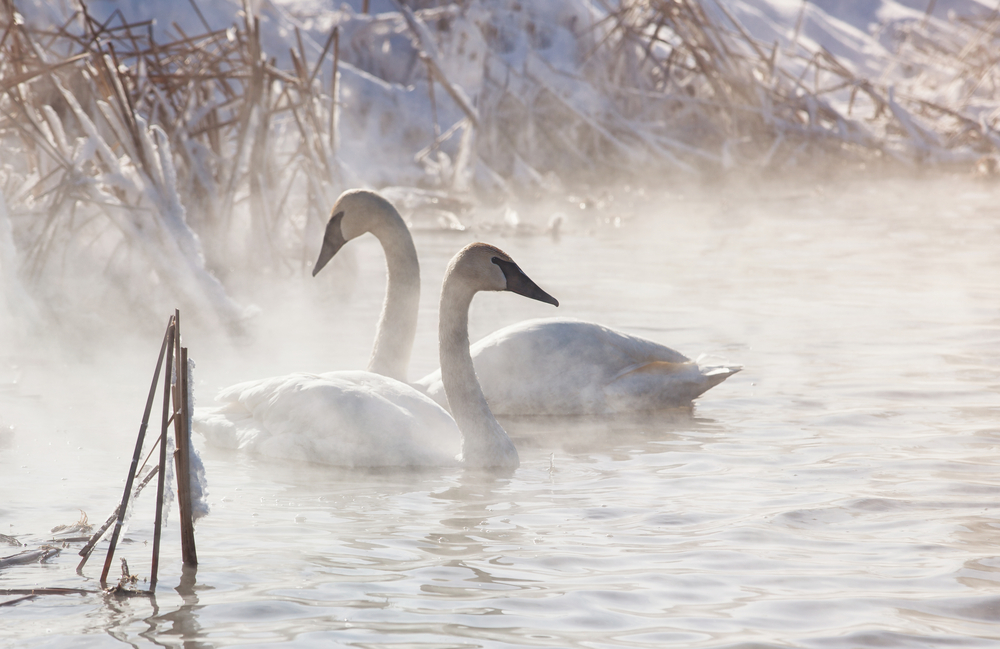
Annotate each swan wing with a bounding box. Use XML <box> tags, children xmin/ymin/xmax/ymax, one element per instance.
<box><xmin>194</xmin><ymin>371</ymin><xmax>462</xmax><ymax>467</ymax></box>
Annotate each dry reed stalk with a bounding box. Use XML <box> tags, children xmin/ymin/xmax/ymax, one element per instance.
<box><xmin>0</xmin><ymin>546</ymin><xmax>60</xmax><ymax>569</ymax></box>
<box><xmin>170</xmin><ymin>310</ymin><xmax>198</xmax><ymax>567</ymax></box>
<box><xmin>99</xmin><ymin>316</ymin><xmax>173</xmax><ymax>587</ymax></box>
<box><xmin>0</xmin><ymin>587</ymin><xmax>94</xmax><ymax>596</ymax></box>
<box><xmin>76</xmin><ymin>465</ymin><xmax>159</xmax><ymax>572</ymax></box>
<box><xmin>329</xmin><ymin>26</ymin><xmax>339</xmax><ymax>152</ymax></box>
<box><xmin>397</xmin><ymin>2</ymin><xmax>480</xmax><ymax>128</ymax></box>
<box><xmin>149</xmin><ymin>318</ymin><xmax>176</xmax><ymax>591</ymax></box>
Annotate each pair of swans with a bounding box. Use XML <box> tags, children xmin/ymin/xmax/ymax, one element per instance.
<box><xmin>195</xmin><ymin>240</ymin><xmax>556</xmax><ymax>469</ymax></box>
<box><xmin>314</xmin><ymin>189</ymin><xmax>738</xmax><ymax>415</ymax></box>
<box><xmin>195</xmin><ymin>189</ymin><xmax>739</xmax><ymax>469</ymax></box>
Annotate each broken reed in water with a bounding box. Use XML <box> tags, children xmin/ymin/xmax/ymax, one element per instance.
<box><xmin>1</xmin><ymin>311</ymin><xmax>199</xmax><ymax>602</ymax></box>
<box><xmin>99</xmin><ymin>310</ymin><xmax>198</xmax><ymax>591</ymax></box>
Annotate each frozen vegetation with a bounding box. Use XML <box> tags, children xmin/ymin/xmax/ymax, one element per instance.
<box><xmin>0</xmin><ymin>0</ymin><xmax>998</xmax><ymax>335</ymax></box>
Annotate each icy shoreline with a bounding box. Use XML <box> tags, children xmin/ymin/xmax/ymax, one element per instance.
<box><xmin>1</xmin><ymin>0</ymin><xmax>998</xmax><ymax>336</ymax></box>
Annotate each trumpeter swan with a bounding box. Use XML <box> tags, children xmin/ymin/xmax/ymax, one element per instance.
<box><xmin>315</xmin><ymin>189</ymin><xmax>739</xmax><ymax>416</ymax></box>
<box><xmin>194</xmin><ymin>242</ymin><xmax>557</xmax><ymax>468</ymax></box>
<box><xmin>311</xmin><ymin>189</ymin><xmax>420</xmax><ymax>382</ymax></box>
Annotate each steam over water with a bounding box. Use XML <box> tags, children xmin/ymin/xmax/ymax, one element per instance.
<box><xmin>2</xmin><ymin>177</ymin><xmax>1000</xmax><ymax>647</ymax></box>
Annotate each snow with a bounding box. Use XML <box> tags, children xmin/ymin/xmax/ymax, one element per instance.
<box><xmin>13</xmin><ymin>0</ymin><xmax>994</xmax><ymax>196</ymax></box>
<box><xmin>0</xmin><ymin>0</ymin><xmax>994</xmax><ymax>348</ymax></box>
<box><xmin>0</xmin><ymin>0</ymin><xmax>993</xmax><ymax>328</ymax></box>
<box><xmin>186</xmin><ymin>356</ymin><xmax>210</xmax><ymax>523</ymax></box>
<box><xmin>0</xmin><ymin>0</ymin><xmax>1000</xmax><ymax>322</ymax></box>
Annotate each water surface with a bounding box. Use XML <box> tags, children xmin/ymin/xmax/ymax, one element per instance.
<box><xmin>2</xmin><ymin>176</ymin><xmax>999</xmax><ymax>648</ymax></box>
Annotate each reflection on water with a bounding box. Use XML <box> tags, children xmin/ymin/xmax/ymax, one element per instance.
<box><xmin>141</xmin><ymin>566</ymin><xmax>209</xmax><ymax>648</ymax></box>
<box><xmin>2</xmin><ymin>177</ymin><xmax>1000</xmax><ymax>647</ymax></box>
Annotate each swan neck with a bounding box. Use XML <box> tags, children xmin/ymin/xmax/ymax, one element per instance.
<box><xmin>439</xmin><ymin>283</ymin><xmax>519</xmax><ymax>469</ymax></box>
<box><xmin>367</xmin><ymin>211</ymin><xmax>420</xmax><ymax>383</ymax></box>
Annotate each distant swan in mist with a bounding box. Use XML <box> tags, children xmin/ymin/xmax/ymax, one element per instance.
<box><xmin>194</xmin><ymin>241</ymin><xmax>558</xmax><ymax>468</ymax></box>
<box><xmin>316</xmin><ymin>189</ymin><xmax>739</xmax><ymax>416</ymax></box>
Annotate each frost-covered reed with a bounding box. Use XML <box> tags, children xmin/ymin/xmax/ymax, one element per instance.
<box><xmin>1</xmin><ymin>0</ymin><xmax>997</xmax><ymax>335</ymax></box>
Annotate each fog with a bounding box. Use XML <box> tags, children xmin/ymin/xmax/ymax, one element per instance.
<box><xmin>2</xmin><ymin>0</ymin><xmax>997</xmax><ymax>341</ymax></box>
<box><xmin>3</xmin><ymin>1</ymin><xmax>1000</xmax><ymax>647</ymax></box>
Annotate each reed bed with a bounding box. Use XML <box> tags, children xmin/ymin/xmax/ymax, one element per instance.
<box><xmin>1</xmin><ymin>0</ymin><xmax>997</xmax><ymax>332</ymax></box>
<box><xmin>0</xmin><ymin>0</ymin><xmax>339</xmax><ymax>330</ymax></box>
<box><xmin>476</xmin><ymin>0</ymin><xmax>1000</xmax><ymax>181</ymax></box>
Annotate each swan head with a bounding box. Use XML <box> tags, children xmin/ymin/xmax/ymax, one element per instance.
<box><xmin>312</xmin><ymin>210</ymin><xmax>346</xmax><ymax>276</ymax></box>
<box><xmin>312</xmin><ymin>189</ymin><xmax>400</xmax><ymax>276</ymax></box>
<box><xmin>448</xmin><ymin>243</ymin><xmax>559</xmax><ymax>307</ymax></box>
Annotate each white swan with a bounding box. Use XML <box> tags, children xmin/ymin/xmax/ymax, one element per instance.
<box><xmin>194</xmin><ymin>242</ymin><xmax>558</xmax><ymax>468</ymax></box>
<box><xmin>315</xmin><ymin>189</ymin><xmax>740</xmax><ymax>416</ymax></box>
<box><xmin>312</xmin><ymin>189</ymin><xmax>421</xmax><ymax>382</ymax></box>
<box><xmin>416</xmin><ymin>318</ymin><xmax>738</xmax><ymax>415</ymax></box>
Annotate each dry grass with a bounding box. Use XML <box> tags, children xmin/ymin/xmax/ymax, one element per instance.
<box><xmin>0</xmin><ymin>0</ymin><xmax>340</xmax><ymax>330</ymax></box>
<box><xmin>1</xmin><ymin>0</ymin><xmax>996</xmax><ymax>332</ymax></box>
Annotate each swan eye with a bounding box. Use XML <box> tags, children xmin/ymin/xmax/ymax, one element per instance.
<box><xmin>491</xmin><ymin>256</ymin><xmax>559</xmax><ymax>306</ymax></box>
<box><xmin>491</xmin><ymin>256</ymin><xmax>514</xmax><ymax>280</ymax></box>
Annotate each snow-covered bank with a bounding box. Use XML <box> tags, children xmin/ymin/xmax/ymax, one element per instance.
<box><xmin>1</xmin><ymin>0</ymin><xmax>998</xmax><ymax>337</ymax></box>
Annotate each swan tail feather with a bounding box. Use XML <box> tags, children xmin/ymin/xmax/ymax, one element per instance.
<box><xmin>610</xmin><ymin>360</ymin><xmax>696</xmax><ymax>382</ymax></box>
<box><xmin>604</xmin><ymin>360</ymin><xmax>740</xmax><ymax>411</ymax></box>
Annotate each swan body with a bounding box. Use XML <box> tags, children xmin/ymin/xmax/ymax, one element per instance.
<box><xmin>195</xmin><ymin>193</ymin><xmax>558</xmax><ymax>467</ymax></box>
<box><xmin>415</xmin><ymin>317</ymin><xmax>739</xmax><ymax>415</ymax></box>
<box><xmin>196</xmin><ymin>371</ymin><xmax>462</xmax><ymax>467</ymax></box>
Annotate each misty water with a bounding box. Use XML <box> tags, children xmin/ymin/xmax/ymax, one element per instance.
<box><xmin>2</xmin><ymin>176</ymin><xmax>999</xmax><ymax>647</ymax></box>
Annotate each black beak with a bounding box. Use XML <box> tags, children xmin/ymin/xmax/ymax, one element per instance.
<box><xmin>312</xmin><ymin>211</ymin><xmax>346</xmax><ymax>277</ymax></box>
<box><xmin>492</xmin><ymin>257</ymin><xmax>559</xmax><ymax>307</ymax></box>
